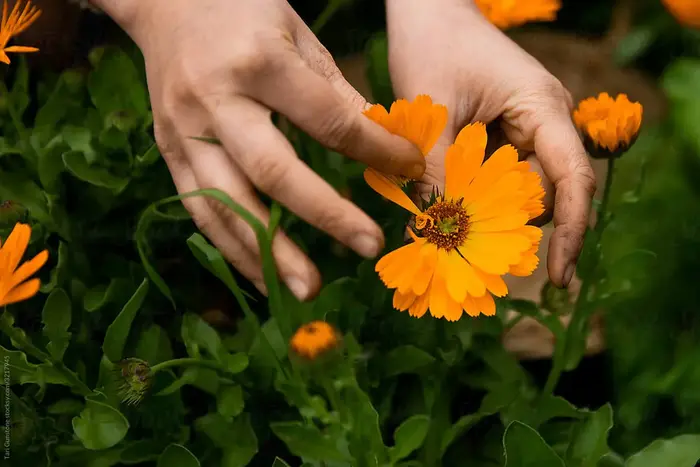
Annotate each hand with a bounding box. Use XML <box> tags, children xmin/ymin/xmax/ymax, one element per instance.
<box><xmin>386</xmin><ymin>0</ymin><xmax>596</xmax><ymax>288</ymax></box>
<box><xmin>93</xmin><ymin>0</ymin><xmax>425</xmax><ymax>300</ymax></box>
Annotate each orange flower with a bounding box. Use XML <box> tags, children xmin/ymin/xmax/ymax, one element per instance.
<box><xmin>363</xmin><ymin>95</ymin><xmax>448</xmax><ymax>186</ymax></box>
<box><xmin>289</xmin><ymin>321</ymin><xmax>340</xmax><ymax>359</ymax></box>
<box><xmin>0</xmin><ymin>0</ymin><xmax>41</xmax><ymax>65</ymax></box>
<box><xmin>0</xmin><ymin>223</ymin><xmax>48</xmax><ymax>307</ymax></box>
<box><xmin>662</xmin><ymin>0</ymin><xmax>700</xmax><ymax>28</ymax></box>
<box><xmin>475</xmin><ymin>0</ymin><xmax>561</xmax><ymax>30</ymax></box>
<box><xmin>366</xmin><ymin>123</ymin><xmax>544</xmax><ymax>321</ymax></box>
<box><xmin>573</xmin><ymin>92</ymin><xmax>643</xmax><ymax>158</ymax></box>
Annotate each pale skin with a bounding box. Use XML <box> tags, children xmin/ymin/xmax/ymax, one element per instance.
<box><xmin>91</xmin><ymin>0</ymin><xmax>595</xmax><ymax>301</ymax></box>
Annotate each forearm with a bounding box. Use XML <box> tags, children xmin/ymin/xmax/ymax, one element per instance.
<box><xmin>386</xmin><ymin>0</ymin><xmax>479</xmax><ymax>20</ymax></box>
<box><xmin>87</xmin><ymin>0</ymin><xmax>145</xmax><ymax>37</ymax></box>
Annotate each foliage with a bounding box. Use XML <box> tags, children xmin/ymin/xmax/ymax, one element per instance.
<box><xmin>0</xmin><ymin>0</ymin><xmax>700</xmax><ymax>466</ymax></box>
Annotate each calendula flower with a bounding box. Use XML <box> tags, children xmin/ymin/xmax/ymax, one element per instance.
<box><xmin>573</xmin><ymin>92</ymin><xmax>643</xmax><ymax>158</ymax></box>
<box><xmin>0</xmin><ymin>0</ymin><xmax>41</xmax><ymax>65</ymax></box>
<box><xmin>289</xmin><ymin>321</ymin><xmax>340</xmax><ymax>359</ymax></box>
<box><xmin>115</xmin><ymin>358</ymin><xmax>152</xmax><ymax>406</ymax></box>
<box><xmin>662</xmin><ymin>0</ymin><xmax>700</xmax><ymax>28</ymax></box>
<box><xmin>363</xmin><ymin>95</ymin><xmax>448</xmax><ymax>186</ymax></box>
<box><xmin>475</xmin><ymin>0</ymin><xmax>561</xmax><ymax>30</ymax></box>
<box><xmin>0</xmin><ymin>223</ymin><xmax>48</xmax><ymax>307</ymax></box>
<box><xmin>366</xmin><ymin>122</ymin><xmax>544</xmax><ymax>321</ymax></box>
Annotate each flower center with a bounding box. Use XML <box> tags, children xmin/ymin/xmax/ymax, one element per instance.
<box><xmin>416</xmin><ymin>198</ymin><xmax>469</xmax><ymax>250</ymax></box>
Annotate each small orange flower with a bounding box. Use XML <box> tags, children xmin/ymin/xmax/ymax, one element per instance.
<box><xmin>573</xmin><ymin>92</ymin><xmax>643</xmax><ymax>158</ymax></box>
<box><xmin>366</xmin><ymin>122</ymin><xmax>545</xmax><ymax>321</ymax></box>
<box><xmin>475</xmin><ymin>0</ymin><xmax>561</xmax><ymax>30</ymax></box>
<box><xmin>0</xmin><ymin>223</ymin><xmax>48</xmax><ymax>307</ymax></box>
<box><xmin>0</xmin><ymin>0</ymin><xmax>41</xmax><ymax>65</ymax></box>
<box><xmin>363</xmin><ymin>95</ymin><xmax>448</xmax><ymax>187</ymax></box>
<box><xmin>289</xmin><ymin>321</ymin><xmax>340</xmax><ymax>359</ymax></box>
<box><xmin>662</xmin><ymin>0</ymin><xmax>700</xmax><ymax>28</ymax></box>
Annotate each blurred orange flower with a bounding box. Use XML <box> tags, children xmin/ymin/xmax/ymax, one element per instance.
<box><xmin>0</xmin><ymin>0</ymin><xmax>41</xmax><ymax>65</ymax></box>
<box><xmin>366</xmin><ymin>122</ymin><xmax>544</xmax><ymax>321</ymax></box>
<box><xmin>475</xmin><ymin>0</ymin><xmax>561</xmax><ymax>30</ymax></box>
<box><xmin>573</xmin><ymin>92</ymin><xmax>643</xmax><ymax>157</ymax></box>
<box><xmin>289</xmin><ymin>321</ymin><xmax>340</xmax><ymax>359</ymax></box>
<box><xmin>662</xmin><ymin>0</ymin><xmax>700</xmax><ymax>28</ymax></box>
<box><xmin>0</xmin><ymin>223</ymin><xmax>48</xmax><ymax>307</ymax></box>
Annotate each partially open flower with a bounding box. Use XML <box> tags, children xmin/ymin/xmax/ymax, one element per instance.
<box><xmin>0</xmin><ymin>0</ymin><xmax>41</xmax><ymax>65</ymax></box>
<box><xmin>662</xmin><ymin>0</ymin><xmax>700</xmax><ymax>29</ymax></box>
<box><xmin>0</xmin><ymin>222</ymin><xmax>48</xmax><ymax>307</ymax></box>
<box><xmin>114</xmin><ymin>358</ymin><xmax>152</xmax><ymax>406</ymax></box>
<box><xmin>573</xmin><ymin>93</ymin><xmax>643</xmax><ymax>158</ymax></box>
<box><xmin>475</xmin><ymin>0</ymin><xmax>561</xmax><ymax>30</ymax></box>
<box><xmin>289</xmin><ymin>321</ymin><xmax>340</xmax><ymax>360</ymax></box>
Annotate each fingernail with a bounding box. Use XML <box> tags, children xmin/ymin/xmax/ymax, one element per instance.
<box><xmin>286</xmin><ymin>277</ymin><xmax>309</xmax><ymax>301</ymax></box>
<box><xmin>352</xmin><ymin>234</ymin><xmax>381</xmax><ymax>258</ymax></box>
<box><xmin>562</xmin><ymin>263</ymin><xmax>576</xmax><ymax>287</ymax></box>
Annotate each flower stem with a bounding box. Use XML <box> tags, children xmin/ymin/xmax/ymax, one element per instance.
<box><xmin>543</xmin><ymin>158</ymin><xmax>615</xmax><ymax>395</ymax></box>
<box><xmin>150</xmin><ymin>357</ymin><xmax>225</xmax><ymax>375</ymax></box>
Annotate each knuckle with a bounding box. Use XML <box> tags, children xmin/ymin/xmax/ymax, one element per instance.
<box><xmin>318</xmin><ymin>109</ymin><xmax>359</xmax><ymax>152</ymax></box>
<box><xmin>247</xmin><ymin>155</ymin><xmax>289</xmax><ymax>194</ymax></box>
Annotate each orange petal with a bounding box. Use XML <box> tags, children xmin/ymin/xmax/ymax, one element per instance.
<box><xmin>412</xmin><ymin>242</ymin><xmax>438</xmax><ymax>295</ymax></box>
<box><xmin>444</xmin><ymin>123</ymin><xmax>488</xmax><ymax>199</ymax></box>
<box><xmin>458</xmin><ymin>231</ymin><xmax>531</xmax><ymax>275</ymax></box>
<box><xmin>473</xmin><ymin>267</ymin><xmax>509</xmax><ymax>297</ymax></box>
<box><xmin>462</xmin><ymin>144</ymin><xmax>519</xmax><ymax>203</ymax></box>
<box><xmin>469</xmin><ymin>211</ymin><xmax>530</xmax><ymax>233</ymax></box>
<box><xmin>393</xmin><ymin>289</ymin><xmax>416</xmax><ymax>311</ymax></box>
<box><xmin>0</xmin><ymin>223</ymin><xmax>31</xmax><ymax>278</ymax></box>
<box><xmin>364</xmin><ymin>168</ymin><xmax>422</xmax><ymax>216</ymax></box>
<box><xmin>408</xmin><ymin>289</ymin><xmax>430</xmax><ymax>318</ymax></box>
<box><xmin>4</xmin><ymin>45</ymin><xmax>38</xmax><ymax>53</ymax></box>
<box><xmin>0</xmin><ymin>278</ymin><xmax>40</xmax><ymax>306</ymax></box>
<box><xmin>428</xmin><ymin>271</ymin><xmax>450</xmax><ymax>319</ymax></box>
<box><xmin>443</xmin><ymin>249</ymin><xmax>486</xmax><ymax>303</ymax></box>
<box><xmin>6</xmin><ymin>249</ymin><xmax>47</xmax><ymax>291</ymax></box>
<box><xmin>473</xmin><ymin>293</ymin><xmax>496</xmax><ymax>316</ymax></box>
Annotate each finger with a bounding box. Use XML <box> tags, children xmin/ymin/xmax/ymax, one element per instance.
<box><xmin>185</xmin><ymin>135</ymin><xmax>322</xmax><ymax>301</ymax></box>
<box><xmin>533</xmin><ymin>119</ymin><xmax>596</xmax><ymax>288</ymax></box>
<box><xmin>212</xmin><ymin>98</ymin><xmax>387</xmax><ymax>261</ymax></box>
<box><xmin>162</xmin><ymin>152</ymin><xmax>269</xmax><ymax>295</ymax></box>
<box><xmin>522</xmin><ymin>153</ymin><xmax>554</xmax><ymax>226</ymax></box>
<box><xmin>245</xmin><ymin>51</ymin><xmax>425</xmax><ymax>179</ymax></box>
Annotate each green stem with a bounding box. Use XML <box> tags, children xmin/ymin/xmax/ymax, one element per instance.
<box><xmin>0</xmin><ymin>310</ymin><xmax>92</xmax><ymax>396</ymax></box>
<box><xmin>150</xmin><ymin>357</ymin><xmax>225</xmax><ymax>375</ymax></box>
<box><xmin>543</xmin><ymin>158</ymin><xmax>615</xmax><ymax>395</ymax></box>
<box><xmin>311</xmin><ymin>0</ymin><xmax>349</xmax><ymax>35</ymax></box>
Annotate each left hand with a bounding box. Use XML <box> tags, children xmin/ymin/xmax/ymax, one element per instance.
<box><xmin>385</xmin><ymin>0</ymin><xmax>596</xmax><ymax>288</ymax></box>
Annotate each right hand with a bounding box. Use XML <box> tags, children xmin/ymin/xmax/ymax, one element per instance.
<box><xmin>100</xmin><ymin>0</ymin><xmax>425</xmax><ymax>300</ymax></box>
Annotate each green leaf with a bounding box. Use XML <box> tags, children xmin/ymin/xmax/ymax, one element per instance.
<box><xmin>505</xmin><ymin>394</ymin><xmax>582</xmax><ymax>429</ymax></box>
<box><xmin>61</xmin><ymin>125</ymin><xmax>97</xmax><ymax>164</ymax></box>
<box><xmin>186</xmin><ymin>233</ymin><xmax>256</xmax><ymax>322</ymax></box>
<box><xmin>120</xmin><ymin>440</ymin><xmax>169</xmax><ymax>464</ymax></box>
<box><xmin>223</xmin><ymin>353</ymin><xmax>249</xmax><ymax>374</ymax></box>
<box><xmin>0</xmin><ymin>344</ymin><xmax>39</xmax><ymax>384</ymax></box>
<box><xmin>62</xmin><ymin>151</ymin><xmax>129</xmax><ymax>191</ymax></box>
<box><xmin>47</xmin><ymin>399</ymin><xmax>84</xmax><ymax>415</ymax></box>
<box><xmin>9</xmin><ymin>57</ymin><xmax>30</xmax><ymax>116</ymax></box>
<box><xmin>390</xmin><ymin>415</ymin><xmax>431</xmax><ymax>463</ymax></box>
<box><xmin>271</xmin><ymin>421</ymin><xmax>350</xmax><ymax>462</ymax></box>
<box><xmin>383</xmin><ymin>345</ymin><xmax>435</xmax><ymax>377</ymax></box>
<box><xmin>0</xmin><ymin>171</ymin><xmax>52</xmax><ymax>228</ymax></box>
<box><xmin>365</xmin><ymin>32</ymin><xmax>394</xmax><ymax>108</ymax></box>
<box><xmin>134</xmin><ymin>324</ymin><xmax>173</xmax><ymax>365</ymax></box>
<box><xmin>41</xmin><ymin>240</ymin><xmax>69</xmax><ymax>293</ymax></box>
<box><xmin>196</xmin><ymin>413</ymin><xmax>258</xmax><ymax>466</ymax></box>
<box><xmin>88</xmin><ymin>46</ymin><xmax>149</xmax><ymax>121</ymax></box>
<box><xmin>272</xmin><ymin>458</ymin><xmax>292</xmax><ymax>467</ymax></box>
<box><xmin>155</xmin><ymin>367</ymin><xmax>199</xmax><ymax>396</ymax></box>
<box><xmin>565</xmin><ymin>403</ymin><xmax>613</xmax><ymax>467</ymax></box>
<box><xmin>625</xmin><ymin>435</ymin><xmax>700</xmax><ymax>467</ymax></box>
<box><xmin>614</xmin><ymin>27</ymin><xmax>657</xmax><ymax>66</ymax></box>
<box><xmin>136</xmin><ymin>143</ymin><xmax>161</xmax><ymax>167</ymax></box>
<box><xmin>41</xmin><ymin>288</ymin><xmax>72</xmax><ymax>360</ymax></box>
<box><xmin>83</xmin><ymin>278</ymin><xmax>132</xmax><ymax>313</ymax></box>
<box><xmin>217</xmin><ymin>385</ymin><xmax>245</xmax><ymax>419</ymax></box>
<box><xmin>181</xmin><ymin>312</ymin><xmax>225</xmax><ymax>362</ymax></box>
<box><xmin>102</xmin><ymin>279</ymin><xmax>149</xmax><ymax>363</ymax></box>
<box><xmin>157</xmin><ymin>444</ymin><xmax>200</xmax><ymax>467</ymax></box>
<box><xmin>502</xmin><ymin>421</ymin><xmax>565</xmax><ymax>467</ymax></box>
<box><xmin>72</xmin><ymin>398</ymin><xmax>130</xmax><ymax>450</ymax></box>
